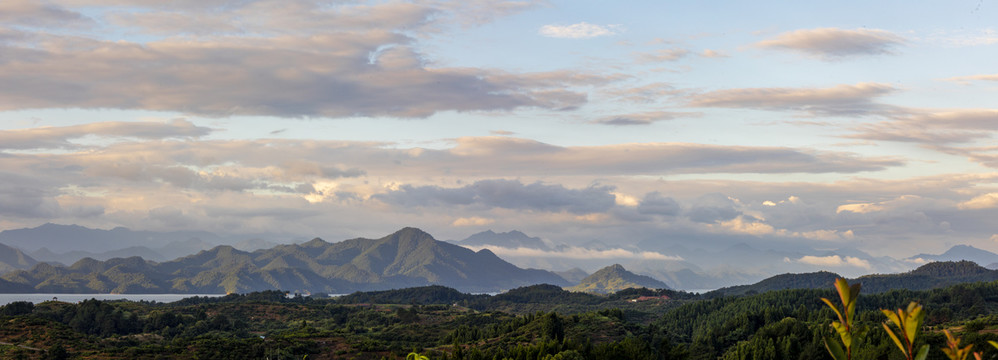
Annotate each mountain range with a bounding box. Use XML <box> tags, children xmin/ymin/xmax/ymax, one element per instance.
<box><xmin>451</xmin><ymin>230</ymin><xmax>550</xmax><ymax>250</ymax></box>
<box><xmin>0</xmin><ymin>227</ymin><xmax>569</xmax><ymax>294</ymax></box>
<box><xmin>0</xmin><ymin>243</ymin><xmax>37</xmax><ymax>274</ymax></box>
<box><xmin>908</xmin><ymin>245</ymin><xmax>998</xmax><ymax>268</ymax></box>
<box><xmin>6</xmin><ymin>224</ymin><xmax>998</xmax><ymax>293</ymax></box>
<box><xmin>707</xmin><ymin>260</ymin><xmax>998</xmax><ymax>296</ymax></box>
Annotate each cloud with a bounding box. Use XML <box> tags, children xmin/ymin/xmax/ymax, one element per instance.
<box><xmin>0</xmin><ymin>1</ymin><xmax>606</xmax><ymax>119</ymax></box>
<box><xmin>700</xmin><ymin>49</ymin><xmax>729</xmax><ymax>58</ymax></box>
<box><xmin>688</xmin><ymin>82</ymin><xmax>898</xmax><ymax>117</ymax></box>
<box><xmin>637</xmin><ymin>192</ymin><xmax>681</xmax><ymax>216</ymax></box>
<box><xmin>924</xmin><ymin>28</ymin><xmax>998</xmax><ymax>47</ymax></box>
<box><xmin>0</xmin><ymin>172</ymin><xmax>62</xmax><ymax>218</ymax></box>
<box><xmin>591</xmin><ymin>111</ymin><xmax>701</xmax><ymax>126</ymax></box>
<box><xmin>837</xmin><ymin>195</ymin><xmax>935</xmax><ymax>214</ymax></box>
<box><xmin>847</xmin><ymin>109</ymin><xmax>998</xmax><ymax>145</ymax></box>
<box><xmin>795</xmin><ymin>255</ymin><xmax>872</xmax><ymax>269</ymax></box>
<box><xmin>452</xmin><ymin>216</ymin><xmax>495</xmax><ymax>227</ymax></box>
<box><xmin>958</xmin><ymin>193</ymin><xmax>998</xmax><ymax>210</ymax></box>
<box><xmin>428</xmin><ymin>136</ymin><xmax>902</xmax><ymax>175</ymax></box>
<box><xmin>539</xmin><ymin>22</ymin><xmax>621</xmax><ymax>39</ymax></box>
<box><xmin>0</xmin><ymin>119</ymin><xmax>212</xmax><ymax>149</ymax></box>
<box><xmin>635</xmin><ymin>48</ymin><xmax>690</xmax><ymax>63</ymax></box>
<box><xmin>373</xmin><ymin>179</ymin><xmax>618</xmax><ymax>214</ymax></box>
<box><xmin>688</xmin><ymin>193</ymin><xmax>741</xmax><ymax>223</ymax></box>
<box><xmin>836</xmin><ymin>203</ymin><xmax>886</xmax><ymax>214</ymax></box>
<box><xmin>756</xmin><ymin>27</ymin><xmax>904</xmax><ymax>59</ymax></box>
<box><xmin>463</xmin><ymin>245</ymin><xmax>683</xmax><ymax>261</ymax></box>
<box><xmin>943</xmin><ymin>73</ymin><xmax>998</xmax><ymax>84</ymax></box>
<box><xmin>601</xmin><ymin>82</ymin><xmax>682</xmax><ymax>103</ymax></box>
<box><xmin>0</xmin><ymin>34</ymin><xmax>607</xmax><ymax>117</ymax></box>
<box><xmin>712</xmin><ymin>216</ymin><xmax>775</xmax><ymax>236</ymax></box>
<box><xmin>0</xmin><ymin>0</ymin><xmax>93</xmax><ymax>29</ymax></box>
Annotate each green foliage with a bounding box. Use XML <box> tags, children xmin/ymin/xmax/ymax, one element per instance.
<box><xmin>882</xmin><ymin>301</ymin><xmax>928</xmax><ymax>360</ymax></box>
<box><xmin>0</xmin><ymin>301</ymin><xmax>34</xmax><ymax>316</ymax></box>
<box><xmin>10</xmin><ymin>278</ymin><xmax>998</xmax><ymax>359</ymax></box>
<box><xmin>941</xmin><ymin>329</ymin><xmax>977</xmax><ymax>360</ymax></box>
<box><xmin>822</xmin><ymin>278</ymin><xmax>867</xmax><ymax>360</ymax></box>
<box><xmin>407</xmin><ymin>352</ymin><xmax>429</xmax><ymax>360</ymax></box>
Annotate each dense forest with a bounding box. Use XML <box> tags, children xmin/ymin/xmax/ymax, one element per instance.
<box><xmin>4</xmin><ymin>279</ymin><xmax>998</xmax><ymax>359</ymax></box>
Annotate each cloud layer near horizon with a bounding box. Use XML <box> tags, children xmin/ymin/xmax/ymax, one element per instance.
<box><xmin>3</xmin><ymin>0</ymin><xmax>998</xmax><ymax>263</ymax></box>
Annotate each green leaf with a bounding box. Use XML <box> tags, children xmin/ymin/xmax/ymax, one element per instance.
<box><xmin>822</xmin><ymin>297</ymin><xmax>845</xmax><ymax>324</ymax></box>
<box><xmin>904</xmin><ymin>303</ymin><xmax>923</xmax><ymax>345</ymax></box>
<box><xmin>825</xmin><ymin>336</ymin><xmax>847</xmax><ymax>360</ymax></box>
<box><xmin>914</xmin><ymin>344</ymin><xmax>929</xmax><ymax>360</ymax></box>
<box><xmin>882</xmin><ymin>309</ymin><xmax>901</xmax><ymax>327</ymax></box>
<box><xmin>834</xmin><ymin>278</ymin><xmax>851</xmax><ymax>310</ymax></box>
<box><xmin>883</xmin><ymin>322</ymin><xmax>906</xmax><ymax>355</ymax></box>
<box><xmin>832</xmin><ymin>321</ymin><xmax>852</xmax><ymax>347</ymax></box>
<box><xmin>989</xmin><ymin>340</ymin><xmax>998</xmax><ymax>350</ymax></box>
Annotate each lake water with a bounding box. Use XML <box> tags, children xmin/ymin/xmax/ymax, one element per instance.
<box><xmin>0</xmin><ymin>294</ymin><xmax>225</xmax><ymax>305</ymax></box>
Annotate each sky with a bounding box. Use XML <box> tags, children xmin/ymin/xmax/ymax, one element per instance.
<box><xmin>2</xmin><ymin>0</ymin><xmax>998</xmax><ymax>263</ymax></box>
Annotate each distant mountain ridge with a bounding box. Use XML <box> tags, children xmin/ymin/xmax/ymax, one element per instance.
<box><xmin>567</xmin><ymin>264</ymin><xmax>668</xmax><ymax>294</ymax></box>
<box><xmin>0</xmin><ymin>227</ymin><xmax>569</xmax><ymax>294</ymax></box>
<box><xmin>908</xmin><ymin>245</ymin><xmax>998</xmax><ymax>267</ymax></box>
<box><xmin>708</xmin><ymin>260</ymin><xmax>998</xmax><ymax>296</ymax></box>
<box><xmin>0</xmin><ymin>243</ymin><xmax>38</xmax><ymax>273</ymax></box>
<box><xmin>453</xmin><ymin>230</ymin><xmax>550</xmax><ymax>250</ymax></box>
<box><xmin>0</xmin><ymin>223</ymin><xmax>224</xmax><ymax>254</ymax></box>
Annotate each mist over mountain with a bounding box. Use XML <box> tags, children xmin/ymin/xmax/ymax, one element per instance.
<box><xmin>908</xmin><ymin>245</ymin><xmax>998</xmax><ymax>267</ymax></box>
<box><xmin>0</xmin><ymin>223</ymin><xmax>226</xmax><ymax>254</ymax></box>
<box><xmin>554</xmin><ymin>268</ymin><xmax>589</xmax><ymax>284</ymax></box>
<box><xmin>4</xmin><ymin>224</ymin><xmax>998</xmax><ymax>293</ymax></box>
<box><xmin>0</xmin><ymin>243</ymin><xmax>38</xmax><ymax>273</ymax></box>
<box><xmin>453</xmin><ymin>230</ymin><xmax>550</xmax><ymax>250</ymax></box>
<box><xmin>707</xmin><ymin>261</ymin><xmax>998</xmax><ymax>297</ymax></box>
<box><xmin>0</xmin><ymin>227</ymin><xmax>569</xmax><ymax>294</ymax></box>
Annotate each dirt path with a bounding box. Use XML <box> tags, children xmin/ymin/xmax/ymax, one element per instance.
<box><xmin>0</xmin><ymin>340</ymin><xmax>43</xmax><ymax>352</ymax></box>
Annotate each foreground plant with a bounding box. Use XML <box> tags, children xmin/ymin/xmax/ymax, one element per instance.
<box><xmin>407</xmin><ymin>352</ymin><xmax>429</xmax><ymax>360</ymax></box>
<box><xmin>942</xmin><ymin>329</ymin><xmax>976</xmax><ymax>360</ymax></box>
<box><xmin>822</xmin><ymin>278</ymin><xmax>866</xmax><ymax>360</ymax></box>
<box><xmin>882</xmin><ymin>302</ymin><xmax>928</xmax><ymax>360</ymax></box>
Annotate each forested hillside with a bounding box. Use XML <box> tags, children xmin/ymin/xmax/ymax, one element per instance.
<box><xmin>5</xmin><ymin>278</ymin><xmax>998</xmax><ymax>359</ymax></box>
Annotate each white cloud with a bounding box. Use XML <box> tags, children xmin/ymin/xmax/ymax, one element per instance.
<box><xmin>836</xmin><ymin>203</ymin><xmax>886</xmax><ymax>214</ymax></box>
<box><xmin>539</xmin><ymin>22</ymin><xmax>621</xmax><ymax>39</ymax></box>
<box><xmin>837</xmin><ymin>195</ymin><xmax>927</xmax><ymax>214</ymax></box>
<box><xmin>452</xmin><ymin>216</ymin><xmax>495</xmax><ymax>227</ymax></box>
<box><xmin>756</xmin><ymin>27</ymin><xmax>905</xmax><ymax>59</ymax></box>
<box><xmin>798</xmin><ymin>229</ymin><xmax>854</xmax><ymax>241</ymax></box>
<box><xmin>796</xmin><ymin>255</ymin><xmax>872</xmax><ymax>269</ymax></box>
<box><xmin>700</xmin><ymin>49</ymin><xmax>729</xmax><ymax>58</ymax></box>
<box><xmin>613</xmin><ymin>192</ymin><xmax>640</xmax><ymax>207</ymax></box>
<box><xmin>712</xmin><ymin>216</ymin><xmax>776</xmax><ymax>236</ymax></box>
<box><xmin>943</xmin><ymin>73</ymin><xmax>998</xmax><ymax>84</ymax></box>
<box><xmin>688</xmin><ymin>82</ymin><xmax>899</xmax><ymax>117</ymax></box>
<box><xmin>959</xmin><ymin>193</ymin><xmax>998</xmax><ymax>210</ymax></box>
<box><xmin>635</xmin><ymin>48</ymin><xmax>690</xmax><ymax>62</ymax></box>
<box><xmin>925</xmin><ymin>28</ymin><xmax>998</xmax><ymax>47</ymax></box>
<box><xmin>463</xmin><ymin>245</ymin><xmax>682</xmax><ymax>261</ymax></box>
<box><xmin>591</xmin><ymin>111</ymin><xmax>701</xmax><ymax>126</ymax></box>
